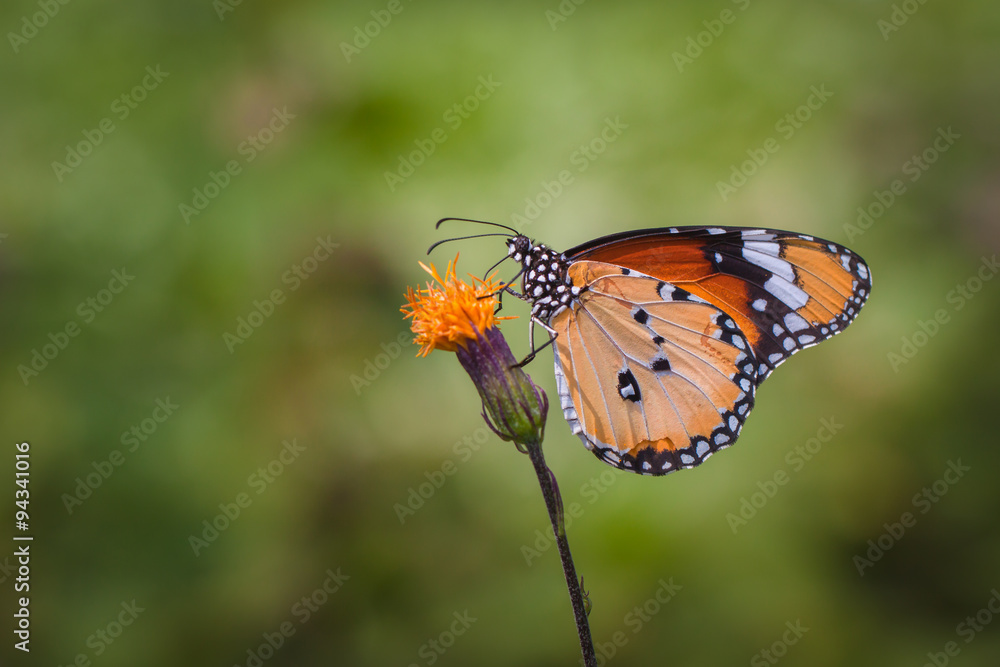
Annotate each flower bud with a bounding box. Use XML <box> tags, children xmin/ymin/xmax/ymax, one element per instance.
<box><xmin>455</xmin><ymin>326</ymin><xmax>548</xmax><ymax>448</ymax></box>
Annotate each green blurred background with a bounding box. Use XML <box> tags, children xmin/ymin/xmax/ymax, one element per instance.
<box><xmin>2</xmin><ymin>0</ymin><xmax>999</xmax><ymax>665</ymax></box>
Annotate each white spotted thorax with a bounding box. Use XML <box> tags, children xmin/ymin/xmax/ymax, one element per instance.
<box><xmin>506</xmin><ymin>235</ymin><xmax>580</xmax><ymax>321</ymax></box>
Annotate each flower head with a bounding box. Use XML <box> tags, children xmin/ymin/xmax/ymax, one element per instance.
<box><xmin>401</xmin><ymin>256</ymin><xmax>547</xmax><ymax>447</ymax></box>
<box><xmin>401</xmin><ymin>256</ymin><xmax>512</xmax><ymax>356</ymax></box>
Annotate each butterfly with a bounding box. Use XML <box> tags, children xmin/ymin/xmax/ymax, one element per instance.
<box><xmin>435</xmin><ymin>220</ymin><xmax>872</xmax><ymax>476</ymax></box>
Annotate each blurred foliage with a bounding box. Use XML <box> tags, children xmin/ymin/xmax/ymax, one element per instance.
<box><xmin>1</xmin><ymin>0</ymin><xmax>999</xmax><ymax>665</ymax></box>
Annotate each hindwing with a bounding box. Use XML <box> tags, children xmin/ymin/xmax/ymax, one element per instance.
<box><xmin>551</xmin><ymin>261</ymin><xmax>756</xmax><ymax>475</ymax></box>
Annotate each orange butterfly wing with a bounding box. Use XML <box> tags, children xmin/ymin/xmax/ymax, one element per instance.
<box><xmin>565</xmin><ymin>227</ymin><xmax>871</xmax><ymax>382</ymax></box>
<box><xmin>551</xmin><ymin>261</ymin><xmax>756</xmax><ymax>475</ymax></box>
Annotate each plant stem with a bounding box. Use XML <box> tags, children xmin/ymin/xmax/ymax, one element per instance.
<box><xmin>525</xmin><ymin>442</ymin><xmax>597</xmax><ymax>667</ymax></box>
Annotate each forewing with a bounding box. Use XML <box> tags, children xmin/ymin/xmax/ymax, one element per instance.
<box><xmin>566</xmin><ymin>226</ymin><xmax>872</xmax><ymax>382</ymax></box>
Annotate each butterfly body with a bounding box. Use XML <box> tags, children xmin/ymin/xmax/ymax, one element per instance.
<box><xmin>504</xmin><ymin>226</ymin><xmax>871</xmax><ymax>476</ymax></box>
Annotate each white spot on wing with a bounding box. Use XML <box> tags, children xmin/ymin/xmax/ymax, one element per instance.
<box><xmin>744</xmin><ymin>241</ymin><xmax>780</xmax><ymax>256</ymax></box>
<box><xmin>552</xmin><ymin>354</ymin><xmax>588</xmax><ymax>442</ymax></box>
<box><xmin>743</xmin><ymin>245</ymin><xmax>794</xmax><ymax>281</ymax></box>
<box><xmin>764</xmin><ymin>275</ymin><xmax>809</xmax><ymax>310</ymax></box>
<box><xmin>784</xmin><ymin>312</ymin><xmax>810</xmax><ymax>333</ymax></box>
<box><xmin>752</xmin><ymin>298</ymin><xmax>767</xmax><ymax>311</ymax></box>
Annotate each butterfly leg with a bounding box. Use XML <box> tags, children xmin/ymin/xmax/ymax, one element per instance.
<box><xmin>481</xmin><ymin>283</ymin><xmax>529</xmax><ymax>314</ymax></box>
<box><xmin>513</xmin><ymin>317</ymin><xmax>558</xmax><ymax>368</ymax></box>
<box><xmin>497</xmin><ymin>267</ymin><xmax>528</xmax><ymax>313</ymax></box>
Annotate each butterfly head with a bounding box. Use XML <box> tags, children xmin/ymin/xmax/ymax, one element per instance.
<box><xmin>505</xmin><ymin>235</ymin><xmax>579</xmax><ymax>321</ymax></box>
<box><xmin>505</xmin><ymin>234</ymin><xmax>532</xmax><ymax>263</ymax></box>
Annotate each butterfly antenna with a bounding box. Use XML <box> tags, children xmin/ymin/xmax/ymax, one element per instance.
<box><xmin>481</xmin><ymin>254</ymin><xmax>510</xmax><ymax>280</ymax></box>
<box><xmin>427</xmin><ymin>233</ymin><xmax>514</xmax><ymax>255</ymax></box>
<box><xmin>435</xmin><ymin>217</ymin><xmax>520</xmax><ymax>236</ymax></box>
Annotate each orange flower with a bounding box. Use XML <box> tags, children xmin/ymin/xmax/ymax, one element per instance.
<box><xmin>402</xmin><ymin>255</ymin><xmax>545</xmax><ymax>446</ymax></box>
<box><xmin>401</xmin><ymin>256</ymin><xmax>514</xmax><ymax>356</ymax></box>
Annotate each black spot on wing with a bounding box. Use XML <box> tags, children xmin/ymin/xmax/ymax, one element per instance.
<box><xmin>632</xmin><ymin>308</ymin><xmax>649</xmax><ymax>325</ymax></box>
<box><xmin>651</xmin><ymin>358</ymin><xmax>671</xmax><ymax>372</ymax></box>
<box><xmin>616</xmin><ymin>369</ymin><xmax>641</xmax><ymax>402</ymax></box>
